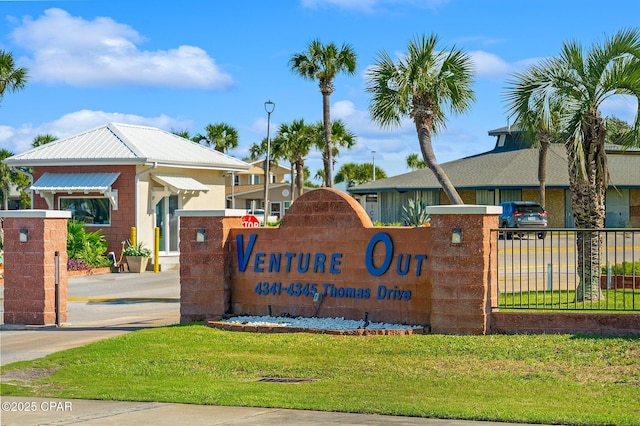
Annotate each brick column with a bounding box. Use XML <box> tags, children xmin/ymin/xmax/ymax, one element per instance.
<box><xmin>177</xmin><ymin>209</ymin><xmax>243</xmax><ymax>323</ymax></box>
<box><xmin>1</xmin><ymin>210</ymin><xmax>71</xmax><ymax>325</ymax></box>
<box><xmin>426</xmin><ymin>205</ymin><xmax>501</xmax><ymax>335</ymax></box>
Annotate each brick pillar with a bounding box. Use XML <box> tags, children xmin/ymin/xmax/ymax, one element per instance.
<box><xmin>177</xmin><ymin>210</ymin><xmax>243</xmax><ymax>323</ymax></box>
<box><xmin>1</xmin><ymin>210</ymin><xmax>71</xmax><ymax>325</ymax></box>
<box><xmin>426</xmin><ymin>205</ymin><xmax>500</xmax><ymax>335</ymax></box>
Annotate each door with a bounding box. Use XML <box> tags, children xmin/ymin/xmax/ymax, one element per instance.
<box><xmin>606</xmin><ymin>189</ymin><xmax>629</xmax><ymax>228</ymax></box>
<box><xmin>155</xmin><ymin>194</ymin><xmax>180</xmax><ymax>252</ymax></box>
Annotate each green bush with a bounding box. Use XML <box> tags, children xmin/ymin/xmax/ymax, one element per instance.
<box><xmin>602</xmin><ymin>260</ymin><xmax>640</xmax><ymax>275</ymax></box>
<box><xmin>67</xmin><ymin>219</ymin><xmax>111</xmax><ymax>268</ymax></box>
<box><xmin>123</xmin><ymin>240</ymin><xmax>152</xmax><ymax>257</ymax></box>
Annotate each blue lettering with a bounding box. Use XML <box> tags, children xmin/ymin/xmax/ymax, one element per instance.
<box><xmin>313</xmin><ymin>253</ymin><xmax>326</xmax><ymax>273</ymax></box>
<box><xmin>269</xmin><ymin>253</ymin><xmax>281</xmax><ymax>272</ymax></box>
<box><xmin>297</xmin><ymin>253</ymin><xmax>310</xmax><ymax>273</ymax></box>
<box><xmin>414</xmin><ymin>255</ymin><xmax>427</xmax><ymax>276</ymax></box>
<box><xmin>284</xmin><ymin>253</ymin><xmax>295</xmax><ymax>272</ymax></box>
<box><xmin>376</xmin><ymin>285</ymin><xmax>411</xmax><ymax>301</ymax></box>
<box><xmin>254</xmin><ymin>253</ymin><xmax>265</xmax><ymax>272</ymax></box>
<box><xmin>330</xmin><ymin>253</ymin><xmax>342</xmax><ymax>274</ymax></box>
<box><xmin>236</xmin><ymin>234</ymin><xmax>257</xmax><ymax>272</ymax></box>
<box><xmin>396</xmin><ymin>254</ymin><xmax>410</xmax><ymax>276</ymax></box>
<box><xmin>366</xmin><ymin>232</ymin><xmax>393</xmax><ymax>276</ymax></box>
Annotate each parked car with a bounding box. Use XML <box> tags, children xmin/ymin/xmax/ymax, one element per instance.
<box><xmin>499</xmin><ymin>201</ymin><xmax>548</xmax><ymax>239</ymax></box>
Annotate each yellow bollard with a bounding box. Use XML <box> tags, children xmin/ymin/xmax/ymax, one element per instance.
<box><xmin>154</xmin><ymin>227</ymin><xmax>160</xmax><ymax>273</ymax></box>
<box><xmin>130</xmin><ymin>227</ymin><xmax>137</xmax><ymax>246</ymax></box>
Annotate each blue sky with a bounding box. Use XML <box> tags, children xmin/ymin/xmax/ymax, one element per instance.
<box><xmin>1</xmin><ymin>0</ymin><xmax>638</xmax><ymax>179</ymax></box>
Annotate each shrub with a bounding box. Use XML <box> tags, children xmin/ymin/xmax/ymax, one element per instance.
<box><xmin>603</xmin><ymin>260</ymin><xmax>640</xmax><ymax>275</ymax></box>
<box><xmin>67</xmin><ymin>220</ymin><xmax>111</xmax><ymax>269</ymax></box>
<box><xmin>401</xmin><ymin>197</ymin><xmax>430</xmax><ymax>227</ymax></box>
<box><xmin>123</xmin><ymin>240</ymin><xmax>152</xmax><ymax>257</ymax></box>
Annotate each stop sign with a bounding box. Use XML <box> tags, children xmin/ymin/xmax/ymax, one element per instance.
<box><xmin>241</xmin><ymin>215</ymin><xmax>260</xmax><ymax>228</ymax></box>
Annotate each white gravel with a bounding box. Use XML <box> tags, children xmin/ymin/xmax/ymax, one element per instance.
<box><xmin>223</xmin><ymin>315</ymin><xmax>422</xmax><ymax>331</ymax></box>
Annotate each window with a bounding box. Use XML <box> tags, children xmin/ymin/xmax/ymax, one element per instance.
<box><xmin>249</xmin><ymin>175</ymin><xmax>260</xmax><ymax>185</ymax></box>
<box><xmin>60</xmin><ymin>197</ymin><xmax>111</xmax><ymax>225</ymax></box>
<box><xmin>234</xmin><ymin>175</ymin><xmax>239</xmax><ymax>186</ymax></box>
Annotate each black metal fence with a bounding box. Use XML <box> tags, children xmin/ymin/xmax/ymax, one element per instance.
<box><xmin>491</xmin><ymin>228</ymin><xmax>640</xmax><ymax>312</ymax></box>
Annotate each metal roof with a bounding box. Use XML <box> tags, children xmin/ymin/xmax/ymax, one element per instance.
<box><xmin>151</xmin><ymin>174</ymin><xmax>209</xmax><ymax>193</ymax></box>
<box><xmin>3</xmin><ymin>122</ymin><xmax>250</xmax><ymax>171</ymax></box>
<box><xmin>349</xmin><ymin>145</ymin><xmax>640</xmax><ymax>194</ymax></box>
<box><xmin>31</xmin><ymin>172</ymin><xmax>120</xmax><ymax>193</ymax></box>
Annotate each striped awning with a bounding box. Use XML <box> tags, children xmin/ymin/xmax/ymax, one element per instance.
<box><xmin>31</xmin><ymin>172</ymin><xmax>120</xmax><ymax>193</ymax></box>
<box><xmin>30</xmin><ymin>172</ymin><xmax>120</xmax><ymax>210</ymax></box>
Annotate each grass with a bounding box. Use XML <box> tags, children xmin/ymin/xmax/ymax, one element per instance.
<box><xmin>499</xmin><ymin>289</ymin><xmax>640</xmax><ymax>311</ymax></box>
<box><xmin>2</xmin><ymin>325</ymin><xmax>640</xmax><ymax>425</ymax></box>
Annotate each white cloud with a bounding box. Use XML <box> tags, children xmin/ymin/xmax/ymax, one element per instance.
<box><xmin>10</xmin><ymin>8</ymin><xmax>233</xmax><ymax>89</ymax></box>
<box><xmin>0</xmin><ymin>110</ymin><xmax>192</xmax><ymax>155</ymax></box>
<box><xmin>470</xmin><ymin>50</ymin><xmax>512</xmax><ymax>78</ymax></box>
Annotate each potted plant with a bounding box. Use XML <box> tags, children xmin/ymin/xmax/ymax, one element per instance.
<box><xmin>123</xmin><ymin>240</ymin><xmax>152</xmax><ymax>273</ymax></box>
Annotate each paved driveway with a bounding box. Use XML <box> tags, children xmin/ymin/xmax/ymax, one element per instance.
<box><xmin>0</xmin><ymin>270</ymin><xmax>180</xmax><ymax>366</ymax></box>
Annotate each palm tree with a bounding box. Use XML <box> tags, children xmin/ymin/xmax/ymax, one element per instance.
<box><xmin>604</xmin><ymin>116</ymin><xmax>633</xmax><ymax>145</ymax></box>
<box><xmin>290</xmin><ymin>40</ymin><xmax>357</xmax><ymax>187</ymax></box>
<box><xmin>366</xmin><ymin>34</ymin><xmax>475</xmax><ymax>205</ymax></box>
<box><xmin>0</xmin><ymin>149</ymin><xmax>18</xmax><ymax>209</ymax></box>
<box><xmin>311</xmin><ymin>119</ymin><xmax>357</xmax><ymax>183</ymax></box>
<box><xmin>0</xmin><ymin>49</ymin><xmax>28</xmax><ymax>100</ymax></box>
<box><xmin>406</xmin><ymin>153</ymin><xmax>426</xmax><ymax>171</ymax></box>
<box><xmin>504</xmin><ymin>28</ymin><xmax>640</xmax><ymax>301</ymax></box>
<box><xmin>194</xmin><ymin>122</ymin><xmax>239</xmax><ymax>152</ymax></box>
<box><xmin>271</xmin><ymin>119</ymin><xmax>314</xmax><ymax>200</ymax></box>
<box><xmin>32</xmin><ymin>133</ymin><xmax>58</xmax><ymax>148</ymax></box>
<box><xmin>171</xmin><ymin>129</ymin><xmax>192</xmax><ymax>140</ymax></box>
<box><xmin>335</xmin><ymin>162</ymin><xmax>387</xmax><ymax>187</ymax></box>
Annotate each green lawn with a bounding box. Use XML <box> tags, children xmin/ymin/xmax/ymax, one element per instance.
<box><xmin>2</xmin><ymin>325</ymin><xmax>639</xmax><ymax>425</ymax></box>
<box><xmin>500</xmin><ymin>289</ymin><xmax>640</xmax><ymax>311</ymax></box>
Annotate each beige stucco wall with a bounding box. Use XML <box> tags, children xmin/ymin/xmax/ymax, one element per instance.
<box><xmin>135</xmin><ymin>165</ymin><xmax>227</xmax><ymax>252</ymax></box>
<box><xmin>630</xmin><ymin>189</ymin><xmax>640</xmax><ymax>227</ymax></box>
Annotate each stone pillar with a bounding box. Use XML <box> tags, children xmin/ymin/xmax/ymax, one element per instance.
<box><xmin>426</xmin><ymin>205</ymin><xmax>501</xmax><ymax>335</ymax></box>
<box><xmin>1</xmin><ymin>210</ymin><xmax>71</xmax><ymax>325</ymax></box>
<box><xmin>177</xmin><ymin>209</ymin><xmax>244</xmax><ymax>323</ymax></box>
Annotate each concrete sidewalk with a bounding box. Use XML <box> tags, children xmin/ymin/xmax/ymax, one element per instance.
<box><xmin>1</xmin><ymin>271</ymin><xmax>547</xmax><ymax>426</ymax></box>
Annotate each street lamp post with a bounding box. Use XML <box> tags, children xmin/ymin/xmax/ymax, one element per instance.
<box><xmin>263</xmin><ymin>100</ymin><xmax>275</xmax><ymax>226</ymax></box>
<box><xmin>372</xmin><ymin>150</ymin><xmax>376</xmax><ymax>181</ymax></box>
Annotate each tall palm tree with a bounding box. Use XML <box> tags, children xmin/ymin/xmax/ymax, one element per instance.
<box><xmin>311</xmin><ymin>119</ymin><xmax>357</xmax><ymax>182</ymax></box>
<box><xmin>406</xmin><ymin>153</ymin><xmax>426</xmax><ymax>171</ymax></box>
<box><xmin>0</xmin><ymin>49</ymin><xmax>28</xmax><ymax>100</ymax></box>
<box><xmin>194</xmin><ymin>122</ymin><xmax>239</xmax><ymax>152</ymax></box>
<box><xmin>366</xmin><ymin>34</ymin><xmax>475</xmax><ymax>205</ymax></box>
<box><xmin>32</xmin><ymin>133</ymin><xmax>58</xmax><ymax>148</ymax></box>
<box><xmin>290</xmin><ymin>39</ymin><xmax>357</xmax><ymax>187</ymax></box>
<box><xmin>271</xmin><ymin>119</ymin><xmax>314</xmax><ymax>200</ymax></box>
<box><xmin>504</xmin><ymin>28</ymin><xmax>640</xmax><ymax>301</ymax></box>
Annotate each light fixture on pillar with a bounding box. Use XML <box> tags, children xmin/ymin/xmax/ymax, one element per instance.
<box><xmin>196</xmin><ymin>229</ymin><xmax>206</xmax><ymax>243</ymax></box>
<box><xmin>451</xmin><ymin>228</ymin><xmax>462</xmax><ymax>244</ymax></box>
<box><xmin>263</xmin><ymin>100</ymin><xmax>275</xmax><ymax>226</ymax></box>
<box><xmin>19</xmin><ymin>228</ymin><xmax>28</xmax><ymax>242</ymax></box>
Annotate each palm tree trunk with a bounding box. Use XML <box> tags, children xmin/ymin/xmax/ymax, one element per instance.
<box><xmin>322</xmin><ymin>91</ymin><xmax>333</xmax><ymax>188</ymax></box>
<box><xmin>538</xmin><ymin>138</ymin><xmax>549</xmax><ymax>209</ymax></box>
<box><xmin>296</xmin><ymin>161</ymin><xmax>305</xmax><ymax>199</ymax></box>
<box><xmin>416</xmin><ymin>121</ymin><xmax>463</xmax><ymax>205</ymax></box>
<box><xmin>568</xmin><ymin>116</ymin><xmax>607</xmax><ymax>301</ymax></box>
